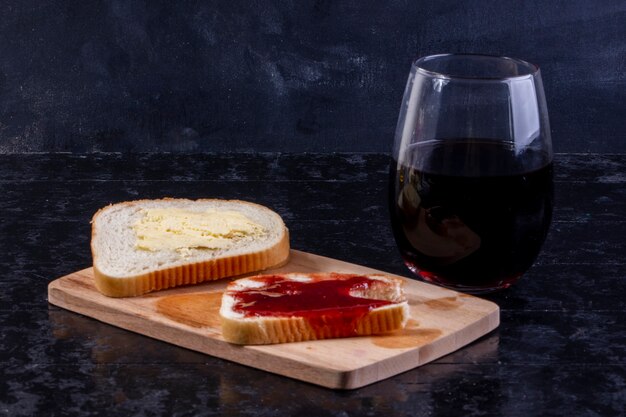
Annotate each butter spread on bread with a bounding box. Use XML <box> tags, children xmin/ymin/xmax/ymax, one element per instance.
<box><xmin>133</xmin><ymin>208</ymin><xmax>266</xmax><ymax>254</ymax></box>
<box><xmin>91</xmin><ymin>198</ymin><xmax>289</xmax><ymax>298</ymax></box>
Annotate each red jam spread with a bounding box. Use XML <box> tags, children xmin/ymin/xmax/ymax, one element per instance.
<box><xmin>229</xmin><ymin>274</ymin><xmax>394</xmax><ymax>334</ymax></box>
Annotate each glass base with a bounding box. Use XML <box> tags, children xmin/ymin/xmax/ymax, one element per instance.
<box><xmin>404</xmin><ymin>261</ymin><xmax>522</xmax><ymax>294</ymax></box>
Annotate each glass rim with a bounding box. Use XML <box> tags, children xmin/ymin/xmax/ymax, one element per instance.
<box><xmin>413</xmin><ymin>53</ymin><xmax>540</xmax><ymax>81</ymax></box>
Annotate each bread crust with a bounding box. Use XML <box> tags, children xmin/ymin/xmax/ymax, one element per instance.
<box><xmin>220</xmin><ymin>273</ymin><xmax>409</xmax><ymax>345</ymax></box>
<box><xmin>221</xmin><ymin>303</ymin><xmax>408</xmax><ymax>345</ymax></box>
<box><xmin>91</xmin><ymin>198</ymin><xmax>290</xmax><ymax>297</ymax></box>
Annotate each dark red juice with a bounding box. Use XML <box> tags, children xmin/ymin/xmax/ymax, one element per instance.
<box><xmin>389</xmin><ymin>140</ymin><xmax>553</xmax><ymax>292</ymax></box>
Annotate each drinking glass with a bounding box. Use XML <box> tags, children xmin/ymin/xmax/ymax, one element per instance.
<box><xmin>389</xmin><ymin>54</ymin><xmax>553</xmax><ymax>293</ymax></box>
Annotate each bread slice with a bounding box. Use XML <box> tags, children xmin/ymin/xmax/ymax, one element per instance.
<box><xmin>91</xmin><ymin>198</ymin><xmax>290</xmax><ymax>297</ymax></box>
<box><xmin>220</xmin><ymin>272</ymin><xmax>409</xmax><ymax>345</ymax></box>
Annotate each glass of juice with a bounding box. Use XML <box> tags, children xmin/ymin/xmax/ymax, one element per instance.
<box><xmin>389</xmin><ymin>54</ymin><xmax>554</xmax><ymax>293</ymax></box>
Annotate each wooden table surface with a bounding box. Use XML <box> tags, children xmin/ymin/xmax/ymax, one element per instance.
<box><xmin>1</xmin><ymin>153</ymin><xmax>624</xmax><ymax>416</ymax></box>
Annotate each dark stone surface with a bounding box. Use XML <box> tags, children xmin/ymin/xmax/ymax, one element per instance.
<box><xmin>0</xmin><ymin>1</ymin><xmax>625</xmax><ymax>153</ymax></box>
<box><xmin>1</xmin><ymin>152</ymin><xmax>625</xmax><ymax>416</ymax></box>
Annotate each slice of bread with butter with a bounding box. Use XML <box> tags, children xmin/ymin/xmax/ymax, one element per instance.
<box><xmin>91</xmin><ymin>198</ymin><xmax>290</xmax><ymax>297</ymax></box>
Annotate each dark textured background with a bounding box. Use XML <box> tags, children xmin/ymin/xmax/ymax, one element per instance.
<box><xmin>1</xmin><ymin>153</ymin><xmax>625</xmax><ymax>415</ymax></box>
<box><xmin>0</xmin><ymin>0</ymin><xmax>624</xmax><ymax>153</ymax></box>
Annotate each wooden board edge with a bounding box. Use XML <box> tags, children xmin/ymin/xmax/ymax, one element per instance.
<box><xmin>46</xmin><ymin>262</ymin><xmax>502</xmax><ymax>390</ymax></box>
<box><xmin>340</xmin><ymin>304</ymin><xmax>500</xmax><ymax>389</ymax></box>
<box><xmin>47</xmin><ymin>276</ymin><xmax>355</xmax><ymax>389</ymax></box>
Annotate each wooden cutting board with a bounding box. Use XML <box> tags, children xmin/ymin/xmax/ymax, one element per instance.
<box><xmin>47</xmin><ymin>250</ymin><xmax>499</xmax><ymax>389</ymax></box>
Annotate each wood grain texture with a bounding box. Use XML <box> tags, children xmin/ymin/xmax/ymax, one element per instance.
<box><xmin>47</xmin><ymin>250</ymin><xmax>499</xmax><ymax>389</ymax></box>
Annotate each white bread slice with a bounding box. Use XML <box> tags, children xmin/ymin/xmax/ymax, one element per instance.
<box><xmin>220</xmin><ymin>273</ymin><xmax>409</xmax><ymax>345</ymax></box>
<box><xmin>91</xmin><ymin>198</ymin><xmax>290</xmax><ymax>297</ymax></box>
